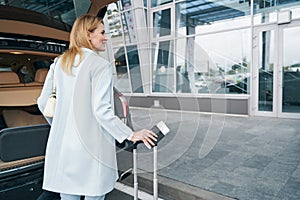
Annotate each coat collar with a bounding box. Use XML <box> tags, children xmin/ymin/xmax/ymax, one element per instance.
<box><xmin>81</xmin><ymin>47</ymin><xmax>100</xmax><ymax>56</ymax></box>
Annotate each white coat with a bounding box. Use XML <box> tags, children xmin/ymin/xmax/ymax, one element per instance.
<box><xmin>37</xmin><ymin>48</ymin><xmax>133</xmax><ymax>196</ymax></box>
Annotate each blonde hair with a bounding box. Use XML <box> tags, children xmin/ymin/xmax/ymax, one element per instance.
<box><xmin>61</xmin><ymin>14</ymin><xmax>104</xmax><ymax>74</ymax></box>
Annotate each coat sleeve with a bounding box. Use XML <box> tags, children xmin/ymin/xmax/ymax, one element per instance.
<box><xmin>91</xmin><ymin>62</ymin><xmax>133</xmax><ymax>143</ymax></box>
<box><xmin>37</xmin><ymin>59</ymin><xmax>57</xmax><ymax>124</ymax></box>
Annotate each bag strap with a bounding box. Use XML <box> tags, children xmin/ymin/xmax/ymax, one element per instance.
<box><xmin>52</xmin><ymin>57</ymin><xmax>59</xmax><ymax>95</ymax></box>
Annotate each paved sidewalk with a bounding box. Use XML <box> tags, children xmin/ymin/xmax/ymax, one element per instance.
<box><xmin>130</xmin><ymin>107</ymin><xmax>300</xmax><ymax>200</ymax></box>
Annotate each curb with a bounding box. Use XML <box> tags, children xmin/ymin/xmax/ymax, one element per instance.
<box><xmin>121</xmin><ymin>170</ymin><xmax>237</xmax><ymax>200</ymax></box>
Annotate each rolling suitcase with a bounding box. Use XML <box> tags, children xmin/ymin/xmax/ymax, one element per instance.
<box><xmin>132</xmin><ymin>121</ymin><xmax>170</xmax><ymax>200</ymax></box>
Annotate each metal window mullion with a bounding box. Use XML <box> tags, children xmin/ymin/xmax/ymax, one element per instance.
<box><xmin>124</xmin><ymin>44</ymin><xmax>133</xmax><ymax>93</ymax></box>
<box><xmin>275</xmin><ymin>24</ymin><xmax>280</xmax><ymax>117</ymax></box>
<box><xmin>250</xmin><ymin>0</ymin><xmax>254</xmax><ymax>116</ymax></box>
<box><xmin>148</xmin><ymin>0</ymin><xmax>154</xmax><ymax>94</ymax></box>
<box><xmin>118</xmin><ymin>1</ymin><xmax>133</xmax><ymax>93</ymax></box>
<box><xmin>174</xmin><ymin>36</ymin><xmax>177</xmax><ymax>93</ymax></box>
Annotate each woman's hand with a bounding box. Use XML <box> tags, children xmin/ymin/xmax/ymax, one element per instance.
<box><xmin>131</xmin><ymin>129</ymin><xmax>157</xmax><ymax>149</ymax></box>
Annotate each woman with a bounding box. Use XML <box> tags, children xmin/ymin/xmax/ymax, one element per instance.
<box><xmin>38</xmin><ymin>14</ymin><xmax>156</xmax><ymax>200</ymax></box>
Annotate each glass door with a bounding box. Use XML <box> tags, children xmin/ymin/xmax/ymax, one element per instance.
<box><xmin>278</xmin><ymin>21</ymin><xmax>300</xmax><ymax>118</ymax></box>
<box><xmin>253</xmin><ymin>20</ymin><xmax>300</xmax><ymax>118</ymax></box>
<box><xmin>253</xmin><ymin>25</ymin><xmax>278</xmax><ymax>117</ymax></box>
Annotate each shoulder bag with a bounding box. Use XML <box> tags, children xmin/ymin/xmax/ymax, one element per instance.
<box><xmin>44</xmin><ymin>58</ymin><xmax>58</xmax><ymax>118</ymax></box>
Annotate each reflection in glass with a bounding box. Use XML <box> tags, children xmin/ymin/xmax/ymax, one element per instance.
<box><xmin>107</xmin><ymin>6</ymin><xmax>123</xmax><ymax>46</ymax></box>
<box><xmin>151</xmin><ymin>0</ymin><xmax>172</xmax><ymax>7</ymax></box>
<box><xmin>175</xmin><ymin>38</ymin><xmax>190</xmax><ymax>93</ymax></box>
<box><xmin>114</xmin><ymin>47</ymin><xmax>131</xmax><ymax>93</ymax></box>
<box><xmin>153</xmin><ymin>9</ymin><xmax>171</xmax><ymax>38</ymax></box>
<box><xmin>282</xmin><ymin>26</ymin><xmax>300</xmax><ymax>113</ymax></box>
<box><xmin>175</xmin><ymin>2</ymin><xmax>195</xmax><ymax>37</ymax></box>
<box><xmin>195</xmin><ymin>29</ymin><xmax>251</xmax><ymax>94</ymax></box>
<box><xmin>253</xmin><ymin>0</ymin><xmax>300</xmax><ymax>25</ymax></box>
<box><xmin>122</xmin><ymin>11</ymin><xmax>137</xmax><ymax>43</ymax></box>
<box><xmin>254</xmin><ymin>0</ymin><xmax>300</xmax><ymax>15</ymax></box>
<box><xmin>152</xmin><ymin>41</ymin><xmax>174</xmax><ymax>92</ymax></box>
<box><xmin>120</xmin><ymin>0</ymin><xmax>132</xmax><ymax>11</ymax></box>
<box><xmin>258</xmin><ymin>30</ymin><xmax>274</xmax><ymax>111</ymax></box>
<box><xmin>114</xmin><ymin>45</ymin><xmax>144</xmax><ymax>93</ymax></box>
<box><xmin>126</xmin><ymin>45</ymin><xmax>143</xmax><ymax>93</ymax></box>
<box><xmin>176</xmin><ymin>0</ymin><xmax>249</xmax><ymax>30</ymax></box>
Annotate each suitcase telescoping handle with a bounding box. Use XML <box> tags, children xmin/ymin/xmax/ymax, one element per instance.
<box><xmin>133</xmin><ymin>121</ymin><xmax>170</xmax><ymax>200</ymax></box>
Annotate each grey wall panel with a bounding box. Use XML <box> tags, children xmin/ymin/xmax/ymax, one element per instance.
<box><xmin>228</xmin><ymin>99</ymin><xmax>248</xmax><ymax>115</ymax></box>
<box><xmin>126</xmin><ymin>96</ymin><xmax>249</xmax><ymax>115</ymax></box>
<box><xmin>197</xmin><ymin>98</ymin><xmax>211</xmax><ymax>112</ymax></box>
<box><xmin>210</xmin><ymin>98</ymin><xmax>227</xmax><ymax>113</ymax></box>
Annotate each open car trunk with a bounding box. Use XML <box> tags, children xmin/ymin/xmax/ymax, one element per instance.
<box><xmin>0</xmin><ymin>87</ymin><xmax>133</xmax><ymax>200</ymax></box>
<box><xmin>0</xmin><ymin>125</ymin><xmax>50</xmax><ymax>199</ymax></box>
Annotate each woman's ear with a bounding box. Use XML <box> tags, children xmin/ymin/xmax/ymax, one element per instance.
<box><xmin>87</xmin><ymin>31</ymin><xmax>91</xmax><ymax>40</ymax></box>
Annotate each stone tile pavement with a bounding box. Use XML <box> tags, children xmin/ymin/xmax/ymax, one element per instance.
<box><xmin>129</xmin><ymin>107</ymin><xmax>300</xmax><ymax>200</ymax></box>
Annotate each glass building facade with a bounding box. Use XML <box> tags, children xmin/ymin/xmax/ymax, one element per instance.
<box><xmin>106</xmin><ymin>0</ymin><xmax>300</xmax><ymax>118</ymax></box>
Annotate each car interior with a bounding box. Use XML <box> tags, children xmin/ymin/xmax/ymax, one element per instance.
<box><xmin>0</xmin><ymin>51</ymin><xmax>51</xmax><ymax>169</ymax></box>
<box><xmin>0</xmin><ymin>50</ymin><xmax>133</xmax><ymax>168</ymax></box>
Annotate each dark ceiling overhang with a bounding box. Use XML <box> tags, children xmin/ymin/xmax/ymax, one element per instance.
<box><xmin>0</xmin><ymin>5</ymin><xmax>70</xmax><ymax>41</ymax></box>
<box><xmin>0</xmin><ymin>5</ymin><xmax>71</xmax><ymax>32</ymax></box>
